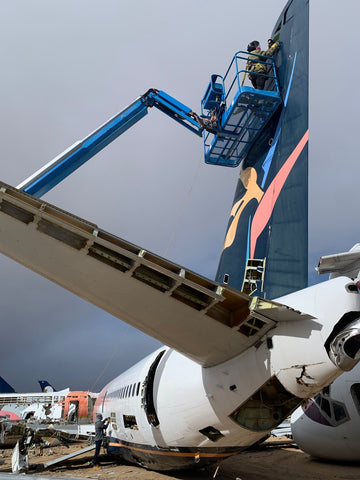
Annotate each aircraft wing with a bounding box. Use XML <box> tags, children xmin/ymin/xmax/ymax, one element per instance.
<box><xmin>0</xmin><ymin>183</ymin><xmax>313</xmax><ymax>367</ymax></box>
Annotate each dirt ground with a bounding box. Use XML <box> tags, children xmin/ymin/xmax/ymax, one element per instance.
<box><xmin>1</xmin><ymin>437</ymin><xmax>360</xmax><ymax>480</ymax></box>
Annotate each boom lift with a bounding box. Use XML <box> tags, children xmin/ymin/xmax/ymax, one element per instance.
<box><xmin>17</xmin><ymin>51</ymin><xmax>281</xmax><ymax>198</ymax></box>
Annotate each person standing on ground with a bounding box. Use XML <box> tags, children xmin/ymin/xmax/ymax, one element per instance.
<box><xmin>93</xmin><ymin>413</ymin><xmax>110</xmax><ymax>469</ymax></box>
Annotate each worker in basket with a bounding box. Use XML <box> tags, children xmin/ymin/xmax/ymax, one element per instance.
<box><xmin>246</xmin><ymin>39</ymin><xmax>280</xmax><ymax>90</ymax></box>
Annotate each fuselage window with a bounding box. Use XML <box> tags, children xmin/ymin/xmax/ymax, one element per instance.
<box><xmin>136</xmin><ymin>382</ymin><xmax>140</xmax><ymax>396</ymax></box>
<box><xmin>132</xmin><ymin>383</ymin><xmax>136</xmax><ymax>396</ymax></box>
<box><xmin>123</xmin><ymin>414</ymin><xmax>138</xmax><ymax>429</ymax></box>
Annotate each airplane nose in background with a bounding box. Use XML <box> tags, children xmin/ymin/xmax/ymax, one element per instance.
<box><xmin>328</xmin><ymin>319</ymin><xmax>360</xmax><ymax>371</ymax></box>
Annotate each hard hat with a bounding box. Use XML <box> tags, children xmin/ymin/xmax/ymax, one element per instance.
<box><xmin>96</xmin><ymin>413</ymin><xmax>103</xmax><ymax>419</ymax></box>
<box><xmin>247</xmin><ymin>41</ymin><xmax>260</xmax><ymax>52</ymax></box>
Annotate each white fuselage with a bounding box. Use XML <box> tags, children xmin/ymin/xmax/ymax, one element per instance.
<box><xmin>94</xmin><ymin>277</ymin><xmax>360</xmax><ymax>470</ymax></box>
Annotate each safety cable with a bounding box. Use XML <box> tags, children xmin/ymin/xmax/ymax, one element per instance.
<box><xmin>163</xmin><ymin>155</ymin><xmax>203</xmax><ymax>258</ymax></box>
<box><xmin>90</xmin><ymin>324</ymin><xmax>131</xmax><ymax>392</ymax></box>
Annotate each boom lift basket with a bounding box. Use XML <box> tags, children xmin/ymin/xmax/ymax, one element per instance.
<box><xmin>201</xmin><ymin>51</ymin><xmax>282</xmax><ymax>167</ymax></box>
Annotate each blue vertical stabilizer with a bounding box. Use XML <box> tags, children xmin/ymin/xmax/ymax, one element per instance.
<box><xmin>216</xmin><ymin>0</ymin><xmax>309</xmax><ymax>299</ymax></box>
<box><xmin>0</xmin><ymin>376</ymin><xmax>15</xmax><ymax>393</ymax></box>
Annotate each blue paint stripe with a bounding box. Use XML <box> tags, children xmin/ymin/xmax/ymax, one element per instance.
<box><xmin>261</xmin><ymin>52</ymin><xmax>297</xmax><ymax>189</ymax></box>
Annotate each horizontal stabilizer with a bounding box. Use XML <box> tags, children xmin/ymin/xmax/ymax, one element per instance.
<box><xmin>317</xmin><ymin>244</ymin><xmax>360</xmax><ymax>279</ymax></box>
<box><xmin>0</xmin><ymin>183</ymin><xmax>312</xmax><ymax>366</ymax></box>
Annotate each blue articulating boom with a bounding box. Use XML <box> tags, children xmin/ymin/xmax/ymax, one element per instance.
<box><xmin>17</xmin><ymin>89</ymin><xmax>204</xmax><ymax>198</ymax></box>
<box><xmin>17</xmin><ymin>51</ymin><xmax>282</xmax><ymax>198</ymax></box>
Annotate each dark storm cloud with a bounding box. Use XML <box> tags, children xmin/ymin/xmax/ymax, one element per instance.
<box><xmin>0</xmin><ymin>0</ymin><xmax>357</xmax><ymax>391</ymax></box>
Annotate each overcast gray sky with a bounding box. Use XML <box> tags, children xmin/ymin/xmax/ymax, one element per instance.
<box><xmin>0</xmin><ymin>0</ymin><xmax>357</xmax><ymax>392</ymax></box>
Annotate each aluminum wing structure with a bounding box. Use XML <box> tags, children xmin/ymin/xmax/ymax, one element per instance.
<box><xmin>0</xmin><ymin>182</ymin><xmax>311</xmax><ymax>367</ymax></box>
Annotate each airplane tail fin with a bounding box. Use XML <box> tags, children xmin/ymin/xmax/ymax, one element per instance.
<box><xmin>38</xmin><ymin>380</ymin><xmax>56</xmax><ymax>392</ymax></box>
<box><xmin>215</xmin><ymin>0</ymin><xmax>309</xmax><ymax>300</ymax></box>
<box><xmin>0</xmin><ymin>376</ymin><xmax>15</xmax><ymax>393</ymax></box>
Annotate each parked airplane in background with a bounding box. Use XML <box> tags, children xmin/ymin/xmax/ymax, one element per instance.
<box><xmin>0</xmin><ymin>378</ymin><xmax>62</xmax><ymax>422</ymax></box>
<box><xmin>0</xmin><ymin>0</ymin><xmax>360</xmax><ymax>472</ymax></box>
<box><xmin>291</xmin><ymin>245</ymin><xmax>360</xmax><ymax>461</ymax></box>
<box><xmin>0</xmin><ymin>388</ymin><xmax>97</xmax><ymax>424</ymax></box>
<box><xmin>0</xmin><ymin>377</ymin><xmax>15</xmax><ymax>394</ymax></box>
<box><xmin>0</xmin><ymin>378</ymin><xmax>56</xmax><ymax>395</ymax></box>
<box><xmin>39</xmin><ymin>380</ymin><xmax>56</xmax><ymax>393</ymax></box>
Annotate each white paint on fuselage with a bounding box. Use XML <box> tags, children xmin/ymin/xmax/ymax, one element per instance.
<box><xmin>95</xmin><ymin>275</ymin><xmax>360</xmax><ymax>466</ymax></box>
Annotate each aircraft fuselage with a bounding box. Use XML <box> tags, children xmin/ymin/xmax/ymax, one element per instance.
<box><xmin>95</xmin><ymin>277</ymin><xmax>360</xmax><ymax>470</ymax></box>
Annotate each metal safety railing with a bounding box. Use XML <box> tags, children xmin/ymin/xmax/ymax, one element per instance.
<box><xmin>201</xmin><ymin>50</ymin><xmax>282</xmax><ymax>167</ymax></box>
<box><xmin>225</xmin><ymin>50</ymin><xmax>280</xmax><ymax>102</ymax></box>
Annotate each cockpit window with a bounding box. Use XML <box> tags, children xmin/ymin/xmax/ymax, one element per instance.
<box><xmin>350</xmin><ymin>383</ymin><xmax>360</xmax><ymax>415</ymax></box>
<box><xmin>320</xmin><ymin>397</ymin><xmax>331</xmax><ymax>418</ymax></box>
<box><xmin>312</xmin><ymin>390</ymin><xmax>349</xmax><ymax>426</ymax></box>
<box><xmin>333</xmin><ymin>402</ymin><xmax>347</xmax><ymax>422</ymax></box>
